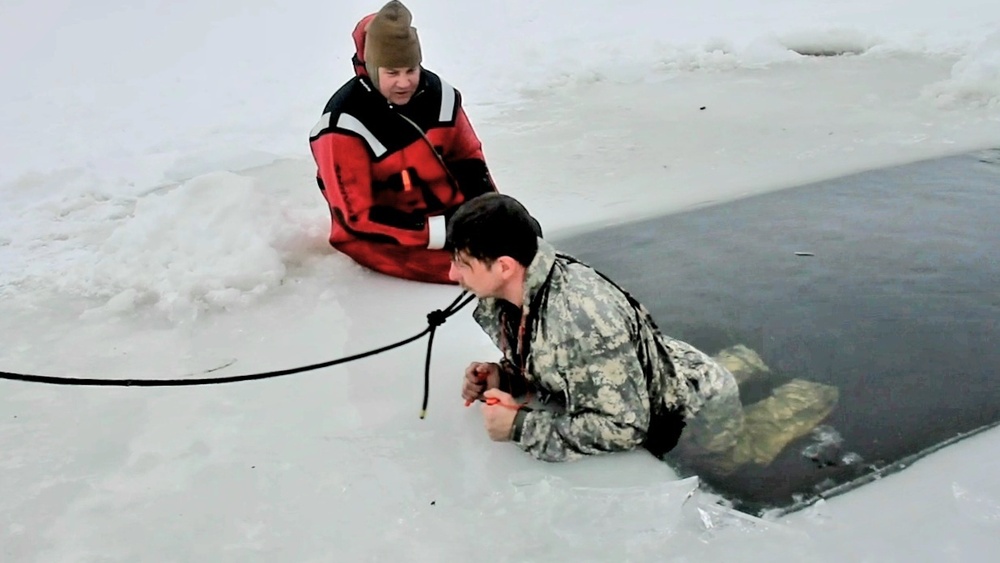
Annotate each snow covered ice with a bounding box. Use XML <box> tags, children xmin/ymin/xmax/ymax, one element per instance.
<box><xmin>2</xmin><ymin>0</ymin><xmax>1000</xmax><ymax>561</ymax></box>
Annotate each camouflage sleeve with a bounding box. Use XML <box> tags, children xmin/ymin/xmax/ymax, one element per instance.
<box><xmin>510</xmin><ymin>300</ymin><xmax>651</xmax><ymax>462</ymax></box>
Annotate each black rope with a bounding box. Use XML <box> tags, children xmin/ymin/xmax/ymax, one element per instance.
<box><xmin>0</xmin><ymin>291</ymin><xmax>477</xmax><ymax>417</ymax></box>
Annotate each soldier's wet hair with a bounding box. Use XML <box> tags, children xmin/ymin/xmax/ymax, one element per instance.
<box><xmin>446</xmin><ymin>193</ymin><xmax>542</xmax><ymax>267</ymax></box>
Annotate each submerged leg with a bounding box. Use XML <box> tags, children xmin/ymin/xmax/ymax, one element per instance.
<box><xmin>675</xmin><ymin>345</ymin><xmax>840</xmax><ymax>475</ymax></box>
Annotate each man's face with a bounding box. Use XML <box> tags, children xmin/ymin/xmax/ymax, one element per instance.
<box><xmin>448</xmin><ymin>251</ymin><xmax>503</xmax><ymax>298</ymax></box>
<box><xmin>377</xmin><ymin>66</ymin><xmax>420</xmax><ymax>105</ymax></box>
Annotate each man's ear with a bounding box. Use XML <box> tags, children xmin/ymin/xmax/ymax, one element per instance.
<box><xmin>496</xmin><ymin>256</ymin><xmax>520</xmax><ymax>279</ymax></box>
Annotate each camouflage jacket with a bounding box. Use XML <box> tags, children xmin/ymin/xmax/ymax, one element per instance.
<box><xmin>472</xmin><ymin>238</ymin><xmax>733</xmax><ymax>462</ymax></box>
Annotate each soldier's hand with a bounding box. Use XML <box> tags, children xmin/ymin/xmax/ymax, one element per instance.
<box><xmin>462</xmin><ymin>362</ymin><xmax>500</xmax><ymax>403</ymax></box>
<box><xmin>482</xmin><ymin>389</ymin><xmax>518</xmax><ymax>441</ymax></box>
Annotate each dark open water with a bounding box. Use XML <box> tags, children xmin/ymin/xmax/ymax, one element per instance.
<box><xmin>556</xmin><ymin>149</ymin><xmax>1000</xmax><ymax>514</ymax></box>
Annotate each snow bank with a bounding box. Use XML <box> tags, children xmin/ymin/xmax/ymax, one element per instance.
<box><xmin>26</xmin><ymin>169</ymin><xmax>330</xmax><ymax>322</ymax></box>
<box><xmin>425</xmin><ymin>0</ymin><xmax>997</xmax><ymax>95</ymax></box>
<box><xmin>923</xmin><ymin>32</ymin><xmax>1000</xmax><ymax>109</ymax></box>
<box><xmin>645</xmin><ymin>29</ymin><xmax>882</xmax><ymax>75</ymax></box>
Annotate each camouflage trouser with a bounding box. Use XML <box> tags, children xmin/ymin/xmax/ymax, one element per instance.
<box><xmin>656</xmin><ymin>341</ymin><xmax>746</xmax><ymax>472</ymax></box>
<box><xmin>675</xmin><ymin>364</ymin><xmax>745</xmax><ymax>464</ymax></box>
<box><xmin>671</xmin><ymin>344</ymin><xmax>840</xmax><ymax>475</ymax></box>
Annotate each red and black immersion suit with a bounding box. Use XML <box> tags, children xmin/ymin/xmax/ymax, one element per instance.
<box><xmin>309</xmin><ymin>13</ymin><xmax>497</xmax><ymax>284</ymax></box>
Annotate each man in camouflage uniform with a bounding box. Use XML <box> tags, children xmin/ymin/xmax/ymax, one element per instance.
<box><xmin>446</xmin><ymin>193</ymin><xmax>747</xmax><ymax>463</ymax></box>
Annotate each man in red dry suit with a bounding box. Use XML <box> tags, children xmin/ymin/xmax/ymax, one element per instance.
<box><xmin>309</xmin><ymin>0</ymin><xmax>520</xmax><ymax>283</ymax></box>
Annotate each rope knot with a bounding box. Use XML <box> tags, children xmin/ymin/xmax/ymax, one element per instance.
<box><xmin>426</xmin><ymin>309</ymin><xmax>448</xmax><ymax>328</ymax></box>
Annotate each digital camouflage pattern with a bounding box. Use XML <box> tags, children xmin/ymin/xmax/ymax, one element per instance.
<box><xmin>672</xmin><ymin>377</ymin><xmax>840</xmax><ymax>476</ymax></box>
<box><xmin>471</xmin><ymin>238</ymin><xmax>739</xmax><ymax>462</ymax></box>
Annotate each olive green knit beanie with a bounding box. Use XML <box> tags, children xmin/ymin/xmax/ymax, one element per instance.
<box><xmin>364</xmin><ymin>0</ymin><xmax>422</xmax><ymax>86</ymax></box>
